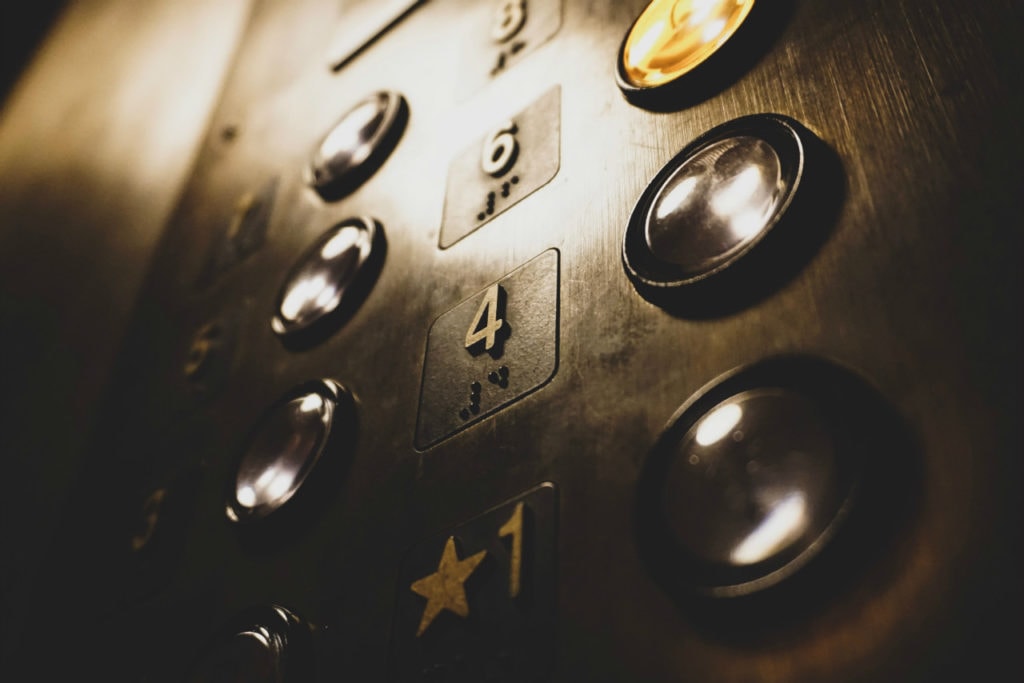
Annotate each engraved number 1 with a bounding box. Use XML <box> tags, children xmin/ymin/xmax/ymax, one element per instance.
<box><xmin>498</xmin><ymin>501</ymin><xmax>524</xmax><ymax>598</ymax></box>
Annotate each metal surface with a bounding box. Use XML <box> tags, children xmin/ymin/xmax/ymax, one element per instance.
<box><xmin>199</xmin><ymin>176</ymin><xmax>279</xmax><ymax>288</ymax></box>
<box><xmin>2</xmin><ymin>0</ymin><xmax>1022</xmax><ymax>681</ymax></box>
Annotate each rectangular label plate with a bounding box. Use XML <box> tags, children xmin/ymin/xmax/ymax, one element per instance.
<box><xmin>440</xmin><ymin>86</ymin><xmax>560</xmax><ymax>249</ymax></box>
<box><xmin>456</xmin><ymin>0</ymin><xmax>562</xmax><ymax>99</ymax></box>
<box><xmin>415</xmin><ymin>249</ymin><xmax>559</xmax><ymax>449</ymax></box>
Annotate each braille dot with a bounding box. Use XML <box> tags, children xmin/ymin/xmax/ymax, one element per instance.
<box><xmin>460</xmin><ymin>408</ymin><xmax>470</xmax><ymax>420</ymax></box>
<box><xmin>511</xmin><ymin>176</ymin><xmax>519</xmax><ymax>184</ymax></box>
<box><xmin>488</xmin><ymin>191</ymin><xmax>496</xmax><ymax>200</ymax></box>
<box><xmin>488</xmin><ymin>371</ymin><xmax>500</xmax><ymax>384</ymax></box>
<box><xmin>477</xmin><ymin>212</ymin><xmax>486</xmax><ymax>221</ymax></box>
<box><xmin>486</xmin><ymin>207</ymin><xmax>494</xmax><ymax>215</ymax></box>
<box><xmin>471</xmin><ymin>381</ymin><xmax>482</xmax><ymax>393</ymax></box>
<box><xmin>470</xmin><ymin>404</ymin><xmax>480</xmax><ymax>414</ymax></box>
<box><xmin>499</xmin><ymin>366</ymin><xmax>509</xmax><ymax>378</ymax></box>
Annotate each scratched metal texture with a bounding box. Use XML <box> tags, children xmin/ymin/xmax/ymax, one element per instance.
<box><xmin>8</xmin><ymin>0</ymin><xmax>1022</xmax><ymax>680</ymax></box>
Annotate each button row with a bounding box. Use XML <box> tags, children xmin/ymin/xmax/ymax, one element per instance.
<box><xmin>200</xmin><ymin>347</ymin><xmax>903</xmax><ymax>675</ymax></box>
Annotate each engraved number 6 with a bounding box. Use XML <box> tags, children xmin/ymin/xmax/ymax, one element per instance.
<box><xmin>481</xmin><ymin>120</ymin><xmax>519</xmax><ymax>178</ymax></box>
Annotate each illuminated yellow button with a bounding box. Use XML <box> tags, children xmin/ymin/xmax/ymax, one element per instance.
<box><xmin>622</xmin><ymin>0</ymin><xmax>757</xmax><ymax>88</ymax></box>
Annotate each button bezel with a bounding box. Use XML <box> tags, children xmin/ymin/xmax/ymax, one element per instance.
<box><xmin>187</xmin><ymin>604</ymin><xmax>313</xmax><ymax>683</ymax></box>
<box><xmin>615</xmin><ymin>0</ymin><xmax>792</xmax><ymax>110</ymax></box>
<box><xmin>225</xmin><ymin>378</ymin><xmax>356</xmax><ymax>526</ymax></box>
<box><xmin>306</xmin><ymin>91</ymin><xmax>408</xmax><ymax>201</ymax></box>
<box><xmin>635</xmin><ymin>356</ymin><xmax>901</xmax><ymax>599</ymax></box>
<box><xmin>622</xmin><ymin>114</ymin><xmax>810</xmax><ymax>301</ymax></box>
<box><xmin>271</xmin><ymin>216</ymin><xmax>385</xmax><ymax>348</ymax></box>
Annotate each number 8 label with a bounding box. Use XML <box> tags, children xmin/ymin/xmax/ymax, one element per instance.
<box><xmin>492</xmin><ymin>0</ymin><xmax>527</xmax><ymax>43</ymax></box>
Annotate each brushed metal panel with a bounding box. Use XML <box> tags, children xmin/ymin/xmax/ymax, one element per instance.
<box><xmin>5</xmin><ymin>0</ymin><xmax>1021</xmax><ymax>680</ymax></box>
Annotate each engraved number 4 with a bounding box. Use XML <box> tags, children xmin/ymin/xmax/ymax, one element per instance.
<box><xmin>465</xmin><ymin>283</ymin><xmax>508</xmax><ymax>355</ymax></box>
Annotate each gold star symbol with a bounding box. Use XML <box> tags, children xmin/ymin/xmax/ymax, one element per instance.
<box><xmin>409</xmin><ymin>536</ymin><xmax>487</xmax><ymax>637</ymax></box>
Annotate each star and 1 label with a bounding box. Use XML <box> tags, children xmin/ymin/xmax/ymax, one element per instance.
<box><xmin>390</xmin><ymin>484</ymin><xmax>557</xmax><ymax>682</ymax></box>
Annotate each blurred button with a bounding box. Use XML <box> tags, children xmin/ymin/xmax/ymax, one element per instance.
<box><xmin>307</xmin><ymin>91</ymin><xmax>407</xmax><ymax>200</ymax></box>
<box><xmin>623</xmin><ymin>114</ymin><xmax>808</xmax><ymax>298</ymax></box>
<box><xmin>226</xmin><ymin>379</ymin><xmax>354</xmax><ymax>524</ymax></box>
<box><xmin>665</xmin><ymin>389</ymin><xmax>842</xmax><ymax>575</ymax></box>
<box><xmin>620</xmin><ymin>0</ymin><xmax>757</xmax><ymax>89</ymax></box>
<box><xmin>183</xmin><ymin>321</ymin><xmax>227</xmax><ymax>385</ymax></box>
<box><xmin>272</xmin><ymin>217</ymin><xmax>383</xmax><ymax>344</ymax></box>
<box><xmin>188</xmin><ymin>605</ymin><xmax>312</xmax><ymax>683</ymax></box>
<box><xmin>130</xmin><ymin>488</ymin><xmax>167</xmax><ymax>553</ymax></box>
<box><xmin>639</xmin><ymin>357</ymin><xmax>876</xmax><ymax>597</ymax></box>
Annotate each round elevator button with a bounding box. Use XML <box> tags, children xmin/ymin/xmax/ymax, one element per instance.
<box><xmin>644</xmin><ymin>135</ymin><xmax>783</xmax><ymax>275</ymax></box>
<box><xmin>307</xmin><ymin>90</ymin><xmax>408</xmax><ymax>200</ymax></box>
<box><xmin>664</xmin><ymin>389</ymin><xmax>843</xmax><ymax>573</ymax></box>
<box><xmin>272</xmin><ymin>216</ymin><xmax>383</xmax><ymax>345</ymax></box>
<box><xmin>637</xmin><ymin>357</ymin><xmax>887</xmax><ymax>598</ymax></box>
<box><xmin>618</xmin><ymin>0</ymin><xmax>757</xmax><ymax>101</ymax></box>
<box><xmin>188</xmin><ymin>605</ymin><xmax>312</xmax><ymax>683</ymax></box>
<box><xmin>623</xmin><ymin>114</ymin><xmax>813</xmax><ymax>302</ymax></box>
<box><xmin>226</xmin><ymin>379</ymin><xmax>355</xmax><ymax>524</ymax></box>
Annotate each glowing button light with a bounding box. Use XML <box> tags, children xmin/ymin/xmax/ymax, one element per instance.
<box><xmin>621</xmin><ymin>0</ymin><xmax>757</xmax><ymax>89</ymax></box>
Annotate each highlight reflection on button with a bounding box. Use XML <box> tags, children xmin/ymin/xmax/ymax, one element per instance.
<box><xmin>621</xmin><ymin>0</ymin><xmax>757</xmax><ymax>89</ymax></box>
<box><xmin>272</xmin><ymin>216</ymin><xmax>383</xmax><ymax>345</ymax></box>
<box><xmin>226</xmin><ymin>379</ymin><xmax>354</xmax><ymax>525</ymax></box>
